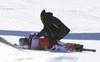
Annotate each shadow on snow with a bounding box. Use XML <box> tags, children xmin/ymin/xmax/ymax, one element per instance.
<box><xmin>0</xmin><ymin>30</ymin><xmax>100</xmax><ymax>40</ymax></box>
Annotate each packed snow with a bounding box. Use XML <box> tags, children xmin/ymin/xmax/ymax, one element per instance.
<box><xmin>0</xmin><ymin>0</ymin><xmax>100</xmax><ymax>62</ymax></box>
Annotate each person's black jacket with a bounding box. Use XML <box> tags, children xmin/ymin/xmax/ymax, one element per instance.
<box><xmin>37</xmin><ymin>10</ymin><xmax>70</xmax><ymax>40</ymax></box>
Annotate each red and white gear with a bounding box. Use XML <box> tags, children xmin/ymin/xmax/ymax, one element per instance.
<box><xmin>19</xmin><ymin>33</ymin><xmax>76</xmax><ymax>52</ymax></box>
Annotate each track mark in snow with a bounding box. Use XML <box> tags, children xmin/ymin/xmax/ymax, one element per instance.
<box><xmin>14</xmin><ymin>57</ymin><xmax>34</xmax><ymax>62</ymax></box>
<box><xmin>47</xmin><ymin>56</ymin><xmax>82</xmax><ymax>62</ymax></box>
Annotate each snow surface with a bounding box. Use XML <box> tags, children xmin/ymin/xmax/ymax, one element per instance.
<box><xmin>0</xmin><ymin>0</ymin><xmax>100</xmax><ymax>62</ymax></box>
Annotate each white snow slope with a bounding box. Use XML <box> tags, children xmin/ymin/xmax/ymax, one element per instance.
<box><xmin>0</xmin><ymin>0</ymin><xmax>100</xmax><ymax>62</ymax></box>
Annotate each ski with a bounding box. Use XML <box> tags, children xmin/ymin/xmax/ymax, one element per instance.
<box><xmin>0</xmin><ymin>37</ymin><xmax>24</xmax><ymax>51</ymax></box>
<box><xmin>82</xmin><ymin>48</ymin><xmax>96</xmax><ymax>52</ymax></box>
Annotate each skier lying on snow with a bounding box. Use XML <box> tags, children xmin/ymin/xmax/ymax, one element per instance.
<box><xmin>15</xmin><ymin>10</ymin><xmax>96</xmax><ymax>52</ymax></box>
<box><xmin>16</xmin><ymin>33</ymin><xmax>83</xmax><ymax>52</ymax></box>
